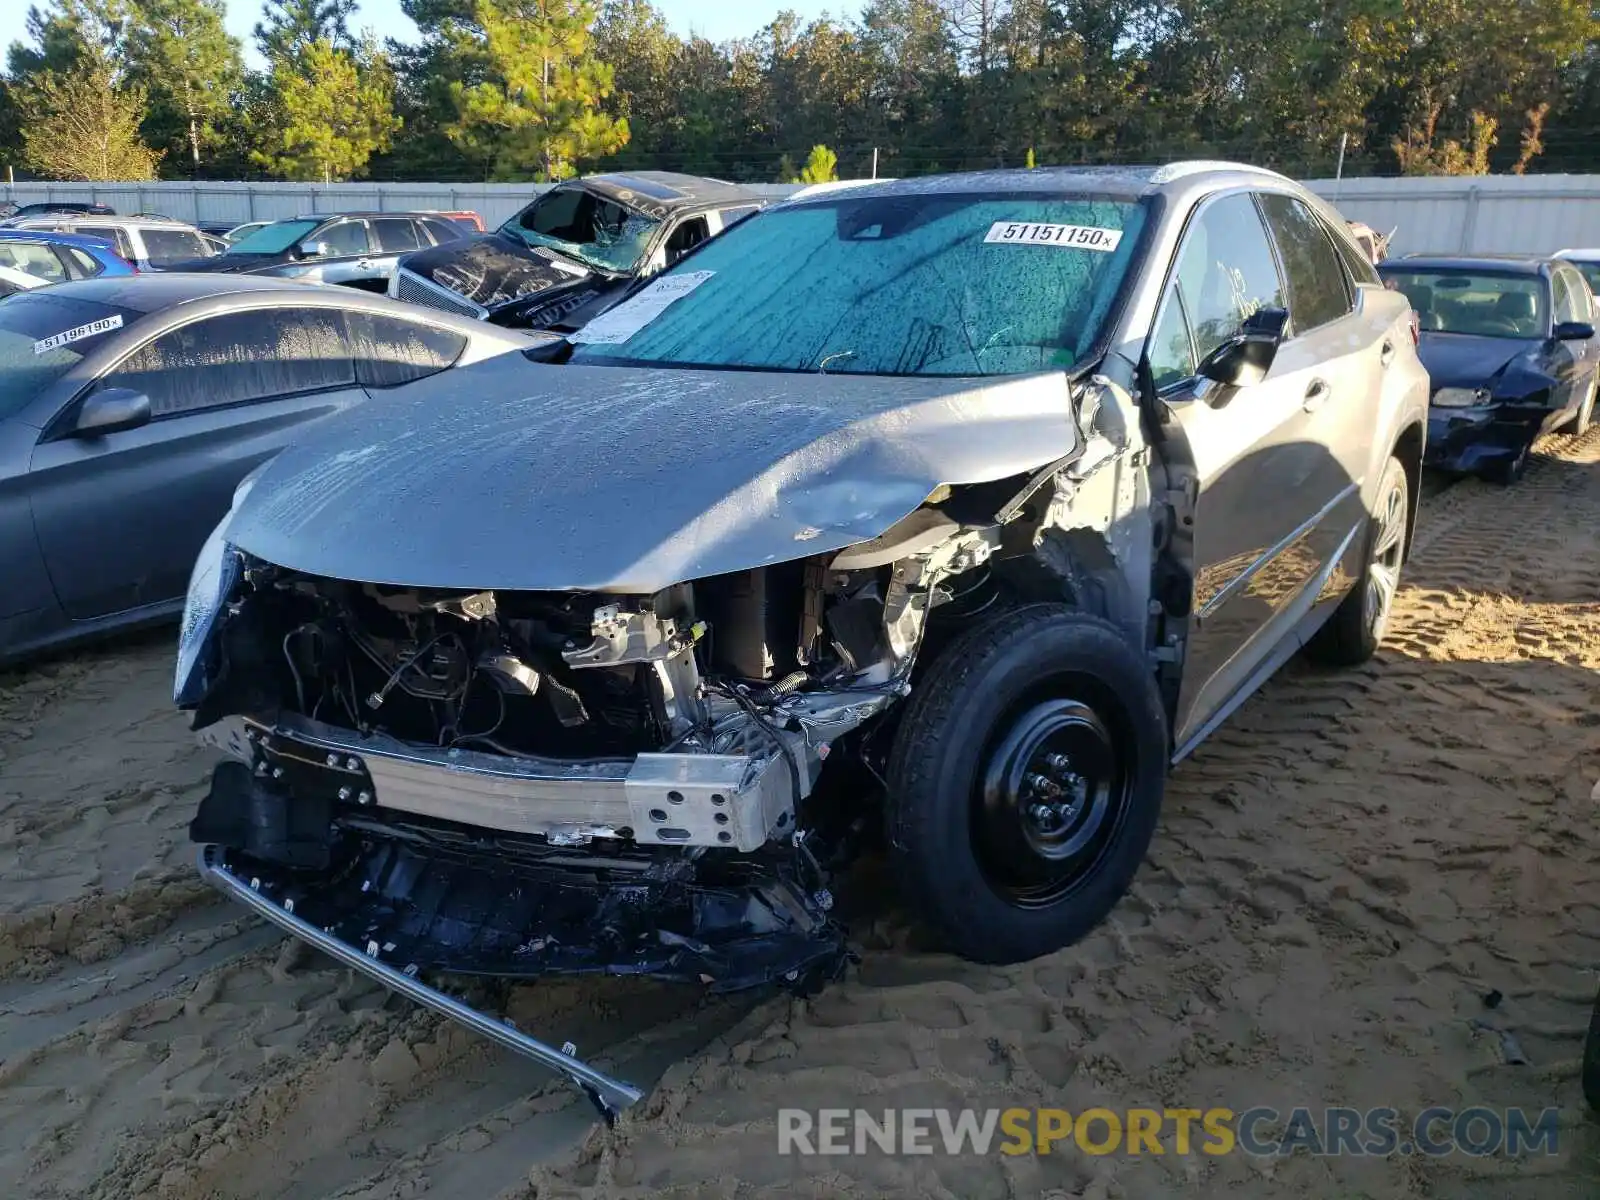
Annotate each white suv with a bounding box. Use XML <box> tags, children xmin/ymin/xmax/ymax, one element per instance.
<box><xmin>13</xmin><ymin>215</ymin><xmax>218</xmax><ymax>271</ymax></box>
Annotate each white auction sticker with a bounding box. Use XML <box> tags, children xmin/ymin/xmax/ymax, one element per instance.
<box><xmin>34</xmin><ymin>313</ymin><xmax>123</xmax><ymax>355</ymax></box>
<box><xmin>984</xmin><ymin>222</ymin><xmax>1123</xmax><ymax>252</ymax></box>
<box><xmin>569</xmin><ymin>271</ymin><xmax>716</xmax><ymax>344</ymax></box>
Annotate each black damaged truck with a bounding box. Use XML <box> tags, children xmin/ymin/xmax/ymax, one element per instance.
<box><xmin>388</xmin><ymin>171</ymin><xmax>770</xmax><ymax>331</ymax></box>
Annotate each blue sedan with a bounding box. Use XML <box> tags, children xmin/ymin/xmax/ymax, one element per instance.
<box><xmin>0</xmin><ymin>228</ymin><xmax>136</xmax><ymax>296</ymax></box>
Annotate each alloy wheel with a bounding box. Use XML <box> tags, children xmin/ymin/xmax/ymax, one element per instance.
<box><xmin>1364</xmin><ymin>476</ymin><xmax>1407</xmax><ymax>641</ymax></box>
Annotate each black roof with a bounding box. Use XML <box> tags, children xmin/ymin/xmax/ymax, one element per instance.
<box><xmin>1383</xmin><ymin>254</ymin><xmax>1551</xmax><ymax>275</ymax></box>
<box><xmin>32</xmin><ymin>273</ymin><xmax>329</xmax><ymax>313</ymax></box>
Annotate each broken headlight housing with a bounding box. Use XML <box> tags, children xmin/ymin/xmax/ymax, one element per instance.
<box><xmin>1432</xmin><ymin>386</ymin><xmax>1492</xmax><ymax>409</ymax></box>
<box><xmin>173</xmin><ymin>471</ymin><xmax>260</xmax><ymax>704</ymax></box>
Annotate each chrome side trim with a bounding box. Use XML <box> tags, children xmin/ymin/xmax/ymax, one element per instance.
<box><xmin>1196</xmin><ymin>479</ymin><xmax>1363</xmax><ymax>620</ymax></box>
<box><xmin>198</xmin><ymin>846</ymin><xmax>643</xmax><ymax>1120</ymax></box>
<box><xmin>1172</xmin><ymin>518</ymin><xmax>1363</xmax><ymax>764</ymax></box>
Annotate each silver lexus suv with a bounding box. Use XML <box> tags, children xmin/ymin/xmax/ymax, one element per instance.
<box><xmin>175</xmin><ymin>162</ymin><xmax>1429</xmax><ymax>1117</ymax></box>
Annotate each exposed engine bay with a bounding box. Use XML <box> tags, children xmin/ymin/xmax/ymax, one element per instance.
<box><xmin>179</xmin><ymin>362</ymin><xmax>1163</xmax><ymax>1119</ymax></box>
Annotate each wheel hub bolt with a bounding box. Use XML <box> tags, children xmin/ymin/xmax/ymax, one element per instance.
<box><xmin>1026</xmin><ymin>772</ymin><xmax>1063</xmax><ymax>798</ymax></box>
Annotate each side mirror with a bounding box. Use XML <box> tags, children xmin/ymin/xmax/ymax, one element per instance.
<box><xmin>1553</xmin><ymin>320</ymin><xmax>1594</xmax><ymax>342</ymax></box>
<box><xmin>74</xmin><ymin>387</ymin><xmax>152</xmax><ymax>437</ymax></box>
<box><xmin>1197</xmin><ymin>306</ymin><xmax>1289</xmax><ymax>389</ymax></box>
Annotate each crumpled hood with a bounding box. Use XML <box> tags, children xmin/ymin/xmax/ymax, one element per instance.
<box><xmin>403</xmin><ymin>233</ymin><xmax>598</xmax><ymax>313</ymax></box>
<box><xmin>1416</xmin><ymin>333</ymin><xmax>1537</xmax><ymax>392</ymax></box>
<box><xmin>225</xmin><ymin>361</ymin><xmax>1083</xmax><ymax>594</ymax></box>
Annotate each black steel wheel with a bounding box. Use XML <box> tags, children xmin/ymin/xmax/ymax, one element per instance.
<box><xmin>886</xmin><ymin>605</ymin><xmax>1167</xmax><ymax>964</ymax></box>
<box><xmin>973</xmin><ymin>698</ymin><xmax>1133</xmax><ymax>909</ymax></box>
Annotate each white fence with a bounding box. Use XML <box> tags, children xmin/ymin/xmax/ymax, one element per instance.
<box><xmin>1304</xmin><ymin>174</ymin><xmax>1600</xmax><ymax>257</ymax></box>
<box><xmin>5</xmin><ymin>173</ymin><xmax>1600</xmax><ymax>256</ymax></box>
<box><xmin>0</xmin><ymin>180</ymin><xmax>802</xmax><ymax>228</ymax></box>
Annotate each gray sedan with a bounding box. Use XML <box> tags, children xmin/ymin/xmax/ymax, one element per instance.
<box><xmin>0</xmin><ymin>274</ymin><xmax>535</xmax><ymax>663</ymax></box>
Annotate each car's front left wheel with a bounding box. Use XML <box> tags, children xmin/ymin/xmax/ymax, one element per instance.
<box><xmin>885</xmin><ymin>605</ymin><xmax>1167</xmax><ymax>965</ymax></box>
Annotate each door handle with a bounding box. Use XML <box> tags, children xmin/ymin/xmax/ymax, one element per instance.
<box><xmin>1303</xmin><ymin>379</ymin><xmax>1331</xmax><ymax>413</ymax></box>
<box><xmin>1380</xmin><ymin>339</ymin><xmax>1396</xmax><ymax>366</ymax></box>
<box><xmin>356</xmin><ymin>259</ymin><xmax>373</xmax><ymax>270</ymax></box>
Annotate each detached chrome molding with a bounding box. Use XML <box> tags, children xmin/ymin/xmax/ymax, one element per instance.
<box><xmin>197</xmin><ymin>845</ymin><xmax>644</xmax><ymax>1122</ymax></box>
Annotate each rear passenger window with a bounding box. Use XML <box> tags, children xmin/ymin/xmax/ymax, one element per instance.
<box><xmin>60</xmin><ymin>247</ymin><xmax>104</xmax><ymax>278</ymax></box>
<box><xmin>1257</xmin><ymin>194</ymin><xmax>1352</xmax><ymax>334</ymax></box>
<box><xmin>420</xmin><ymin>217</ymin><xmax>464</xmax><ymax>245</ymax></box>
<box><xmin>78</xmin><ymin>225</ymin><xmax>133</xmax><ymax>260</ymax></box>
<box><xmin>345</xmin><ymin>312</ymin><xmax>467</xmax><ymax>389</ymax></box>
<box><xmin>372</xmin><ymin>218</ymin><xmax>423</xmax><ymax>253</ymax></box>
<box><xmin>97</xmin><ymin>309</ymin><xmax>355</xmax><ymax>416</ymax></box>
<box><xmin>139</xmin><ymin>227</ymin><xmax>210</xmax><ymax>265</ymax></box>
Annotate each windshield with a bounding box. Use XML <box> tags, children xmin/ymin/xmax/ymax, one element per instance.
<box><xmin>1384</xmin><ymin>270</ymin><xmax>1548</xmax><ymax>339</ymax></box>
<box><xmin>498</xmin><ymin>186</ymin><xmax>662</xmax><ymax>274</ymax></box>
<box><xmin>227</xmin><ymin>219</ymin><xmax>319</xmax><ymax>256</ymax></box>
<box><xmin>0</xmin><ymin>294</ymin><xmax>137</xmax><ymax>420</ymax></box>
<box><xmin>572</xmin><ymin>194</ymin><xmax>1148</xmax><ymax>376</ymax></box>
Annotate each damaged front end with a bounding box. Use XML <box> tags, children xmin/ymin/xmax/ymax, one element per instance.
<box><xmin>178</xmin><ymin>492</ymin><xmax>1041</xmax><ymax>1112</ymax></box>
<box><xmin>174</xmin><ymin>353</ymin><xmax>1158</xmax><ymax>1115</ymax></box>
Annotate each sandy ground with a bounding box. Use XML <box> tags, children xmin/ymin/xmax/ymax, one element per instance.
<box><xmin>3</xmin><ymin>432</ymin><xmax>1600</xmax><ymax>1199</ymax></box>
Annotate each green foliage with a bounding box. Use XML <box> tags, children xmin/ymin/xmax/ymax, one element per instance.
<box><xmin>253</xmin><ymin>37</ymin><xmax>400</xmax><ymax>181</ymax></box>
<box><xmin>123</xmin><ymin>0</ymin><xmax>243</xmax><ymax>173</ymax></box>
<box><xmin>797</xmin><ymin>143</ymin><xmax>838</xmax><ymax>183</ymax></box>
<box><xmin>254</xmin><ymin>0</ymin><xmax>357</xmax><ymax>64</ymax></box>
<box><xmin>16</xmin><ymin>54</ymin><xmax>159</xmax><ymax>179</ymax></box>
<box><xmin>1025</xmin><ymin>146</ymin><xmax>1035</xmax><ymax>168</ymax></box>
<box><xmin>440</xmin><ymin>0</ymin><xmax>629</xmax><ymax>181</ymax></box>
<box><xmin>4</xmin><ymin>0</ymin><xmax>1599</xmax><ymax>182</ymax></box>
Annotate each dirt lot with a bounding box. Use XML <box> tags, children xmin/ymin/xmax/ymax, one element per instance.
<box><xmin>3</xmin><ymin>431</ymin><xmax>1600</xmax><ymax>1200</ymax></box>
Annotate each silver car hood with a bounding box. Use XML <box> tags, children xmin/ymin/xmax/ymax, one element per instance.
<box><xmin>226</xmin><ymin>360</ymin><xmax>1083</xmax><ymax>593</ymax></box>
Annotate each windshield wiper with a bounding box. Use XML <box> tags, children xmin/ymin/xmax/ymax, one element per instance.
<box><xmin>818</xmin><ymin>350</ymin><xmax>857</xmax><ymax>374</ymax></box>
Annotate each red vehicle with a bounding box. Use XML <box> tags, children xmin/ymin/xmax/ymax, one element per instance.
<box><xmin>433</xmin><ymin>210</ymin><xmax>485</xmax><ymax>232</ymax></box>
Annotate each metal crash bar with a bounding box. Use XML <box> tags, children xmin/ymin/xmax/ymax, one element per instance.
<box><xmin>197</xmin><ymin>846</ymin><xmax>644</xmax><ymax>1122</ymax></box>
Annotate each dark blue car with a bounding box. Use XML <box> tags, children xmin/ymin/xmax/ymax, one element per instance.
<box><xmin>1379</xmin><ymin>254</ymin><xmax>1600</xmax><ymax>483</ymax></box>
<box><xmin>0</xmin><ymin>227</ymin><xmax>136</xmax><ymax>296</ymax></box>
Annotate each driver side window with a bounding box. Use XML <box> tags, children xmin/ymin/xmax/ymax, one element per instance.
<box><xmin>1146</xmin><ymin>193</ymin><xmax>1285</xmax><ymax>387</ymax></box>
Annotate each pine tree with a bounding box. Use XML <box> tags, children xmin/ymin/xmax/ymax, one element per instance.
<box><xmin>253</xmin><ymin>37</ymin><xmax>400</xmax><ymax>182</ymax></box>
<box><xmin>253</xmin><ymin>0</ymin><xmax>357</xmax><ymax>64</ymax></box>
<box><xmin>798</xmin><ymin>143</ymin><xmax>838</xmax><ymax>183</ymax></box>
<box><xmin>17</xmin><ymin>55</ymin><xmax>159</xmax><ymax>179</ymax></box>
<box><xmin>123</xmin><ymin>0</ymin><xmax>243</xmax><ymax>172</ymax></box>
<box><xmin>442</xmin><ymin>0</ymin><xmax>629</xmax><ymax>181</ymax></box>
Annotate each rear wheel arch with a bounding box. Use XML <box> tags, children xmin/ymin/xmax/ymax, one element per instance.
<box><xmin>1390</xmin><ymin>420</ymin><xmax>1424</xmax><ymax>560</ymax></box>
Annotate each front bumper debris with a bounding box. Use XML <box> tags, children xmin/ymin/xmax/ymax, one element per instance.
<box><xmin>198</xmin><ymin>845</ymin><xmax>644</xmax><ymax>1121</ymax></box>
<box><xmin>200</xmin><ymin>713</ymin><xmax>799</xmax><ymax>853</ymax></box>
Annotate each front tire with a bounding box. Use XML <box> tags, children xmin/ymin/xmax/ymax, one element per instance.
<box><xmin>1307</xmin><ymin>455</ymin><xmax>1409</xmax><ymax>667</ymax></box>
<box><xmin>885</xmin><ymin>606</ymin><xmax>1167</xmax><ymax>964</ymax></box>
